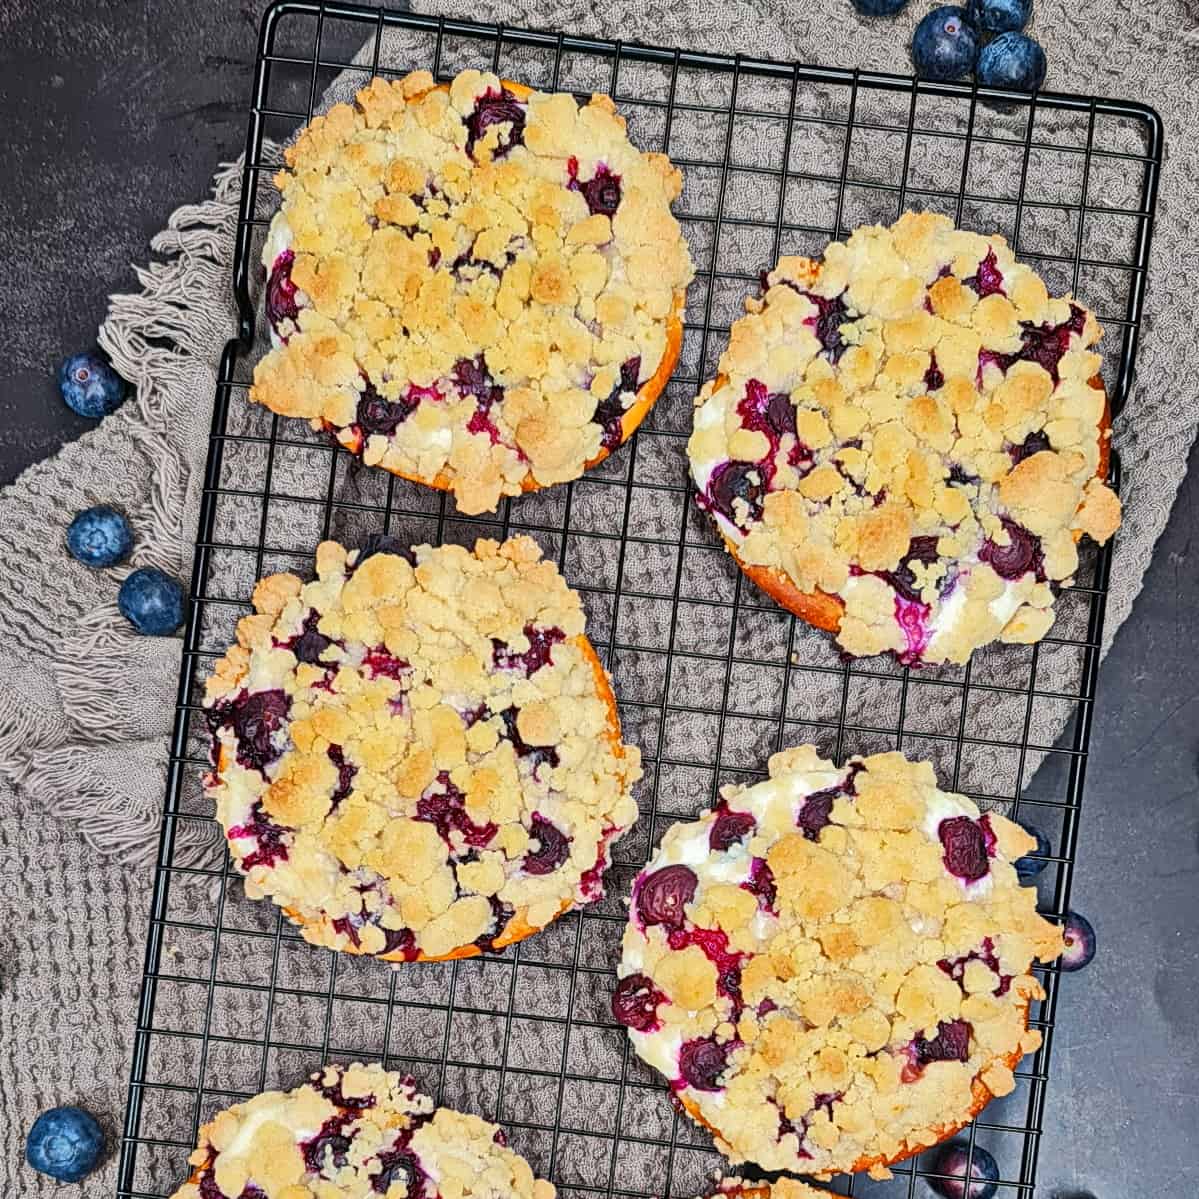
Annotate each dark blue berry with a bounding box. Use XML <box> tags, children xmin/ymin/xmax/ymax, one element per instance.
<box><xmin>66</xmin><ymin>506</ymin><xmax>133</xmax><ymax>568</ymax></box>
<box><xmin>26</xmin><ymin>1106</ymin><xmax>105</xmax><ymax>1182</ymax></box>
<box><xmin>928</xmin><ymin>1141</ymin><xmax>1000</xmax><ymax>1199</ymax></box>
<box><xmin>1060</xmin><ymin>910</ymin><xmax>1096</xmax><ymax>971</ymax></box>
<box><xmin>966</xmin><ymin>0</ymin><xmax>1031</xmax><ymax>32</ymax></box>
<box><xmin>118</xmin><ymin>567</ymin><xmax>186</xmax><ymax>636</ymax></box>
<box><xmin>852</xmin><ymin>0</ymin><xmax>910</xmax><ymax>15</ymax></box>
<box><xmin>58</xmin><ymin>351</ymin><xmax>128</xmax><ymax>419</ymax></box>
<box><xmin>976</xmin><ymin>31</ymin><xmax>1047</xmax><ymax>91</ymax></box>
<box><xmin>1014</xmin><ymin>824</ymin><xmax>1051</xmax><ymax>881</ymax></box>
<box><xmin>912</xmin><ymin>6</ymin><xmax>979</xmax><ymax>80</ymax></box>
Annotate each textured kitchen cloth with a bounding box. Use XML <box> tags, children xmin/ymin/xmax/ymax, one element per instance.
<box><xmin>1</xmin><ymin>1</ymin><xmax>1196</xmax><ymax>1194</ymax></box>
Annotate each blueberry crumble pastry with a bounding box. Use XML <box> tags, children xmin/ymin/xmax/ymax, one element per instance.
<box><xmin>169</xmin><ymin>1062</ymin><xmax>555</xmax><ymax>1199</ymax></box>
<box><xmin>688</xmin><ymin>211</ymin><xmax>1121</xmax><ymax>665</ymax></box>
<box><xmin>253</xmin><ymin>68</ymin><xmax>694</xmax><ymax>515</ymax></box>
<box><xmin>696</xmin><ymin>1180</ymin><xmax>831</xmax><ymax>1199</ymax></box>
<box><xmin>613</xmin><ymin>745</ymin><xmax>1062</xmax><ymax>1178</ymax></box>
<box><xmin>204</xmin><ymin>535</ymin><xmax>640</xmax><ymax>961</ymax></box>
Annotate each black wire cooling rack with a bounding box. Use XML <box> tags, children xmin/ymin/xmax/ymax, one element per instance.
<box><xmin>116</xmin><ymin>3</ymin><xmax>1162</xmax><ymax>1196</ymax></box>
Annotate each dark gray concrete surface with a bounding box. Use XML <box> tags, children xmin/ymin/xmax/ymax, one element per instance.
<box><xmin>0</xmin><ymin>2</ymin><xmax>1194</xmax><ymax>1196</ymax></box>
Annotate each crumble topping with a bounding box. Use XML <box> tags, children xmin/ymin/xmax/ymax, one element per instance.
<box><xmin>698</xmin><ymin>1180</ymin><xmax>831</xmax><ymax>1199</ymax></box>
<box><xmin>204</xmin><ymin>536</ymin><xmax>640</xmax><ymax>961</ymax></box>
<box><xmin>614</xmin><ymin>746</ymin><xmax>1062</xmax><ymax>1178</ymax></box>
<box><xmin>687</xmin><ymin>211</ymin><xmax>1121</xmax><ymax>665</ymax></box>
<box><xmin>169</xmin><ymin>1062</ymin><xmax>555</xmax><ymax>1199</ymax></box>
<box><xmin>254</xmin><ymin>68</ymin><xmax>694</xmax><ymax>514</ymax></box>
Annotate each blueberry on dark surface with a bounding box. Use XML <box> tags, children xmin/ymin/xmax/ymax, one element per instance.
<box><xmin>709</xmin><ymin>803</ymin><xmax>756</xmax><ymax>851</ymax></box>
<box><xmin>611</xmin><ymin>972</ymin><xmax>667</xmax><ymax>1032</ymax></box>
<box><xmin>976</xmin><ymin>31</ymin><xmax>1047</xmax><ymax>91</ymax></box>
<box><xmin>59</xmin><ymin>350</ymin><xmax>128</xmax><ymax>419</ymax></box>
<box><xmin>355</xmin><ymin>534</ymin><xmax>416</xmax><ymax>566</ymax></box>
<box><xmin>704</xmin><ymin>460</ymin><xmax>765</xmax><ymax>528</ymax></box>
<box><xmin>26</xmin><ymin>1106</ymin><xmax>105</xmax><ymax>1182</ymax></box>
<box><xmin>1060</xmin><ymin>909</ymin><xmax>1096</xmax><ymax>971</ymax></box>
<box><xmin>928</xmin><ymin>1142</ymin><xmax>1000</xmax><ymax>1199</ymax></box>
<box><xmin>911</xmin><ymin>6</ymin><xmax>979</xmax><ymax>80</ymax></box>
<box><xmin>979</xmin><ymin>518</ymin><xmax>1041</xmax><ymax>581</ymax></box>
<box><xmin>1014</xmin><ymin>823</ymin><xmax>1051</xmax><ymax>881</ymax></box>
<box><xmin>635</xmin><ymin>864</ymin><xmax>697</xmax><ymax>929</ymax></box>
<box><xmin>966</xmin><ymin>0</ymin><xmax>1030</xmax><ymax>31</ymax></box>
<box><xmin>911</xmin><ymin>1018</ymin><xmax>973</xmax><ymax>1066</ymax></box>
<box><xmin>357</xmin><ymin>383</ymin><xmax>416</xmax><ymax>436</ymax></box>
<box><xmin>523</xmin><ymin>814</ymin><xmax>571</xmax><ymax>875</ymax></box>
<box><xmin>677</xmin><ymin>1037</ymin><xmax>732</xmax><ymax>1091</ymax></box>
<box><xmin>66</xmin><ymin>505</ymin><xmax>133</xmax><ymax>568</ymax></box>
<box><xmin>118</xmin><ymin>567</ymin><xmax>186</xmax><ymax>635</ymax></box>
<box><xmin>939</xmin><ymin>816</ymin><xmax>991</xmax><ymax>882</ymax></box>
<box><xmin>852</xmin><ymin>0</ymin><xmax>910</xmax><ymax>14</ymax></box>
<box><xmin>464</xmin><ymin>88</ymin><xmax>526</xmax><ymax>158</ymax></box>
<box><xmin>266</xmin><ymin>249</ymin><xmax>300</xmax><ymax>331</ymax></box>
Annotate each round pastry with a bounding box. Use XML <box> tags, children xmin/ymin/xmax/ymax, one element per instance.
<box><xmin>170</xmin><ymin>1062</ymin><xmax>555</xmax><ymax>1199</ymax></box>
<box><xmin>612</xmin><ymin>745</ymin><xmax>1062</xmax><ymax>1180</ymax></box>
<box><xmin>687</xmin><ymin>211</ymin><xmax>1121</xmax><ymax>666</ymax></box>
<box><xmin>204</xmin><ymin>535</ymin><xmax>640</xmax><ymax>962</ymax></box>
<box><xmin>253</xmin><ymin>68</ymin><xmax>694</xmax><ymax>515</ymax></box>
<box><xmin>696</xmin><ymin>1180</ymin><xmax>831</xmax><ymax>1199</ymax></box>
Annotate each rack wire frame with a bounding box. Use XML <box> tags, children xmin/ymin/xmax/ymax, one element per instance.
<box><xmin>116</xmin><ymin>3</ymin><xmax>1163</xmax><ymax>1197</ymax></box>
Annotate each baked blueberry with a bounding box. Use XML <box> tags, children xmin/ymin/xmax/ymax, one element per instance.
<box><xmin>912</xmin><ymin>6</ymin><xmax>979</xmax><ymax>80</ymax></box>
<box><xmin>66</xmin><ymin>506</ymin><xmax>133</xmax><ymax>568</ymax></box>
<box><xmin>966</xmin><ymin>0</ymin><xmax>1030</xmax><ymax>31</ymax></box>
<box><xmin>1060</xmin><ymin>909</ymin><xmax>1096</xmax><ymax>971</ymax></box>
<box><xmin>611</xmin><ymin>972</ymin><xmax>667</xmax><ymax>1032</ymax></box>
<box><xmin>1014</xmin><ymin>823</ymin><xmax>1051</xmax><ymax>881</ymax></box>
<box><xmin>118</xmin><ymin>567</ymin><xmax>186</xmax><ymax>636</ymax></box>
<box><xmin>26</xmin><ymin>1106</ymin><xmax>105</xmax><ymax>1182</ymax></box>
<box><xmin>636</xmin><ymin>864</ymin><xmax>697</xmax><ymax>929</ymax></box>
<box><xmin>58</xmin><ymin>351</ymin><xmax>128</xmax><ymax>419</ymax></box>
<box><xmin>976</xmin><ymin>31</ymin><xmax>1047</xmax><ymax>91</ymax></box>
<box><xmin>928</xmin><ymin>1141</ymin><xmax>1000</xmax><ymax>1199</ymax></box>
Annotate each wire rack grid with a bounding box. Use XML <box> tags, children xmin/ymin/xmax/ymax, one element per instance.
<box><xmin>117</xmin><ymin>4</ymin><xmax>1162</xmax><ymax>1198</ymax></box>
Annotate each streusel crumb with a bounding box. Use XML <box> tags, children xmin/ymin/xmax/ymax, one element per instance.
<box><xmin>254</xmin><ymin>69</ymin><xmax>694</xmax><ymax>514</ymax></box>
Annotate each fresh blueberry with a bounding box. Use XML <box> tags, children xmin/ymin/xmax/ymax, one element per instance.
<box><xmin>1014</xmin><ymin>824</ymin><xmax>1051</xmax><ymax>881</ymax></box>
<box><xmin>118</xmin><ymin>567</ymin><xmax>186</xmax><ymax>636</ymax></box>
<box><xmin>26</xmin><ymin>1106</ymin><xmax>105</xmax><ymax>1183</ymax></box>
<box><xmin>966</xmin><ymin>0</ymin><xmax>1031</xmax><ymax>32</ymax></box>
<box><xmin>852</xmin><ymin>0</ymin><xmax>910</xmax><ymax>15</ymax></box>
<box><xmin>1060</xmin><ymin>910</ymin><xmax>1096</xmax><ymax>971</ymax></box>
<box><xmin>976</xmin><ymin>31</ymin><xmax>1047</xmax><ymax>91</ymax></box>
<box><xmin>66</xmin><ymin>506</ymin><xmax>133</xmax><ymax>568</ymax></box>
<box><xmin>911</xmin><ymin>6</ymin><xmax>979</xmax><ymax>81</ymax></box>
<box><xmin>928</xmin><ymin>1141</ymin><xmax>999</xmax><ymax>1199</ymax></box>
<box><xmin>58</xmin><ymin>351</ymin><xmax>128</xmax><ymax>419</ymax></box>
